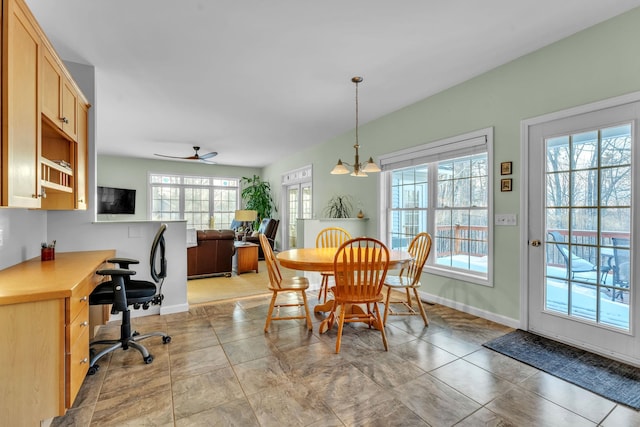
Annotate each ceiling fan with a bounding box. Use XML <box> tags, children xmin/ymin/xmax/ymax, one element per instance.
<box><xmin>154</xmin><ymin>146</ymin><xmax>218</xmax><ymax>163</ymax></box>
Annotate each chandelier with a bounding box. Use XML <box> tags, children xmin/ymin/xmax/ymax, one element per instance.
<box><xmin>330</xmin><ymin>76</ymin><xmax>381</xmax><ymax>177</ymax></box>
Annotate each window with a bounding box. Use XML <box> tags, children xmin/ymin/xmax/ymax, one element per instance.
<box><xmin>380</xmin><ymin>128</ymin><xmax>493</xmax><ymax>285</ymax></box>
<box><xmin>149</xmin><ymin>174</ymin><xmax>239</xmax><ymax>230</ymax></box>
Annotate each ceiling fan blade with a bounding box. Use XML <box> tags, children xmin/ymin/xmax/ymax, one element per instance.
<box><xmin>154</xmin><ymin>153</ymin><xmax>191</xmax><ymax>160</ymax></box>
<box><xmin>199</xmin><ymin>158</ymin><xmax>217</xmax><ymax>164</ymax></box>
<box><xmin>198</xmin><ymin>151</ymin><xmax>218</xmax><ymax>160</ymax></box>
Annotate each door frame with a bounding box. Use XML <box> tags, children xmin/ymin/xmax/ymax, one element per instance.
<box><xmin>520</xmin><ymin>90</ymin><xmax>640</xmax><ymax>334</ymax></box>
<box><xmin>280</xmin><ymin>165</ymin><xmax>313</xmax><ymax>250</ymax></box>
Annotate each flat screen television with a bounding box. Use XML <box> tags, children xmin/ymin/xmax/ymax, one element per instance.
<box><xmin>97</xmin><ymin>186</ymin><xmax>136</xmax><ymax>214</ymax></box>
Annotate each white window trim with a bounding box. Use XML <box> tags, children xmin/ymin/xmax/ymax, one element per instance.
<box><xmin>147</xmin><ymin>172</ymin><xmax>240</xmax><ymax>229</ymax></box>
<box><xmin>379</xmin><ymin>127</ymin><xmax>494</xmax><ymax>287</ymax></box>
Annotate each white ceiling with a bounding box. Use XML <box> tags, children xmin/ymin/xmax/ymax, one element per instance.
<box><xmin>25</xmin><ymin>0</ymin><xmax>640</xmax><ymax>168</ymax></box>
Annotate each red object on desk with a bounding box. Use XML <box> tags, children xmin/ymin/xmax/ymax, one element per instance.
<box><xmin>41</xmin><ymin>247</ymin><xmax>55</xmax><ymax>261</ymax></box>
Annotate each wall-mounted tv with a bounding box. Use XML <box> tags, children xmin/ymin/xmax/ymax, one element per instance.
<box><xmin>97</xmin><ymin>186</ymin><xmax>136</xmax><ymax>214</ymax></box>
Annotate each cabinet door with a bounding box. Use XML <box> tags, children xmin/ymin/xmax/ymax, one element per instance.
<box><xmin>75</xmin><ymin>103</ymin><xmax>88</xmax><ymax>209</ymax></box>
<box><xmin>2</xmin><ymin>0</ymin><xmax>41</xmax><ymax>207</ymax></box>
<box><xmin>42</xmin><ymin>48</ymin><xmax>62</xmax><ymax>125</ymax></box>
<box><xmin>61</xmin><ymin>78</ymin><xmax>78</xmax><ymax>140</ymax></box>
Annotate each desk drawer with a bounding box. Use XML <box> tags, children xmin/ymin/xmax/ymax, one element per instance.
<box><xmin>69</xmin><ymin>280</ymin><xmax>90</xmax><ymax>321</ymax></box>
<box><xmin>67</xmin><ymin>325</ymin><xmax>89</xmax><ymax>408</ymax></box>
<box><xmin>69</xmin><ymin>304</ymin><xmax>90</xmax><ymax>348</ymax></box>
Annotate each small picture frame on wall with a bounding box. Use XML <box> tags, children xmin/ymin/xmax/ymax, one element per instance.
<box><xmin>500</xmin><ymin>161</ymin><xmax>513</xmax><ymax>175</ymax></box>
<box><xmin>501</xmin><ymin>178</ymin><xmax>512</xmax><ymax>192</ymax></box>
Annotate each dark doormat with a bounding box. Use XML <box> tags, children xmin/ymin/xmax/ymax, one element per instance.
<box><xmin>483</xmin><ymin>329</ymin><xmax>640</xmax><ymax>409</ymax></box>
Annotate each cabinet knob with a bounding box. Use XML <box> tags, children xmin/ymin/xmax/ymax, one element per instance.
<box><xmin>80</xmin><ymin>296</ymin><xmax>88</xmax><ymax>302</ymax></box>
<box><xmin>81</xmin><ymin>358</ymin><xmax>88</xmax><ymax>364</ymax></box>
<box><xmin>61</xmin><ymin>117</ymin><xmax>69</xmax><ymax>124</ymax></box>
<box><xmin>81</xmin><ymin>321</ymin><xmax>89</xmax><ymax>327</ymax></box>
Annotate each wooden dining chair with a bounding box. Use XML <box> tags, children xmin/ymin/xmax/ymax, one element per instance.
<box><xmin>259</xmin><ymin>234</ymin><xmax>313</xmax><ymax>332</ymax></box>
<box><xmin>315</xmin><ymin>227</ymin><xmax>352</xmax><ymax>304</ymax></box>
<box><xmin>383</xmin><ymin>232</ymin><xmax>432</xmax><ymax>327</ymax></box>
<box><xmin>328</xmin><ymin>237</ymin><xmax>390</xmax><ymax>353</ymax></box>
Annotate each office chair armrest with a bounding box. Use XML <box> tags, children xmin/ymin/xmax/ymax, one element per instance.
<box><xmin>96</xmin><ymin>268</ymin><xmax>137</xmax><ymax>277</ymax></box>
<box><xmin>108</xmin><ymin>257</ymin><xmax>140</xmax><ymax>269</ymax></box>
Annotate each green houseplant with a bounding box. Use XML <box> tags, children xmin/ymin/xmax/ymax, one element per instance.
<box><xmin>241</xmin><ymin>175</ymin><xmax>276</xmax><ymax>228</ymax></box>
<box><xmin>324</xmin><ymin>195</ymin><xmax>353</xmax><ymax>218</ymax></box>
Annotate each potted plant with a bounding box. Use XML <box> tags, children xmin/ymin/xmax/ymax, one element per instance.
<box><xmin>241</xmin><ymin>175</ymin><xmax>277</xmax><ymax>228</ymax></box>
<box><xmin>324</xmin><ymin>195</ymin><xmax>353</xmax><ymax>218</ymax></box>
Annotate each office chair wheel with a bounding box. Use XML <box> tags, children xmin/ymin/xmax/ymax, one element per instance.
<box><xmin>87</xmin><ymin>364</ymin><xmax>100</xmax><ymax>376</ymax></box>
<box><xmin>144</xmin><ymin>355</ymin><xmax>154</xmax><ymax>364</ymax></box>
<box><xmin>163</xmin><ymin>336</ymin><xmax>172</xmax><ymax>344</ymax></box>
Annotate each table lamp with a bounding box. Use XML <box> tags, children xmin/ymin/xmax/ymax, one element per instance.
<box><xmin>234</xmin><ymin>209</ymin><xmax>258</xmax><ymax>242</ymax></box>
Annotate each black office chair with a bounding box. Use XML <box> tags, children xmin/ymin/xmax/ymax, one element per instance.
<box><xmin>88</xmin><ymin>224</ymin><xmax>171</xmax><ymax>375</ymax></box>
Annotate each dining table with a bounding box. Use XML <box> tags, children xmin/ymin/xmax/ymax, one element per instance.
<box><xmin>276</xmin><ymin>247</ymin><xmax>413</xmax><ymax>332</ymax></box>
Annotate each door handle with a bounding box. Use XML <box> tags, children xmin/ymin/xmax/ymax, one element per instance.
<box><xmin>530</xmin><ymin>240</ymin><xmax>542</xmax><ymax>247</ymax></box>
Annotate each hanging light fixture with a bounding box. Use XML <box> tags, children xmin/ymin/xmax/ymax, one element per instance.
<box><xmin>330</xmin><ymin>76</ymin><xmax>381</xmax><ymax>177</ymax></box>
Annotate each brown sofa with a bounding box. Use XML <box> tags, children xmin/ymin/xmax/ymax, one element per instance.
<box><xmin>187</xmin><ymin>229</ymin><xmax>236</xmax><ymax>278</ymax></box>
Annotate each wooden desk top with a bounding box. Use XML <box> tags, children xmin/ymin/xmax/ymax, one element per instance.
<box><xmin>0</xmin><ymin>250</ymin><xmax>115</xmax><ymax>305</ymax></box>
<box><xmin>277</xmin><ymin>247</ymin><xmax>412</xmax><ymax>272</ymax></box>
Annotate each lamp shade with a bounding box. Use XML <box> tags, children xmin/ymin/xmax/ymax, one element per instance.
<box><xmin>235</xmin><ymin>210</ymin><xmax>258</xmax><ymax>222</ymax></box>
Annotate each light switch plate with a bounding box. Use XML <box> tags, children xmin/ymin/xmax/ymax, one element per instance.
<box><xmin>495</xmin><ymin>214</ymin><xmax>517</xmax><ymax>226</ymax></box>
<box><xmin>0</xmin><ymin>229</ymin><xmax>3</xmax><ymax>246</ymax></box>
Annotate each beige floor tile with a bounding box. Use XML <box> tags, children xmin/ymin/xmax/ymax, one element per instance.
<box><xmin>172</xmin><ymin>366</ymin><xmax>245</xmax><ymax>420</ymax></box>
<box><xmin>170</xmin><ymin>344</ymin><xmax>231</xmax><ymax>381</ymax></box>
<box><xmin>519</xmin><ymin>371</ymin><xmax>617</xmax><ymax>423</ymax></box>
<box><xmin>486</xmin><ymin>386</ymin><xmax>597</xmax><ymax>426</ymax></box>
<box><xmin>429</xmin><ymin>358</ymin><xmax>516</xmax><ymax>404</ymax></box>
<box><xmin>393</xmin><ymin>372</ymin><xmax>482</xmax><ymax>426</ymax></box>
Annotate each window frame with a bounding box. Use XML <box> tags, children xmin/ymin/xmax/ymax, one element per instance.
<box><xmin>379</xmin><ymin>128</ymin><xmax>494</xmax><ymax>286</ymax></box>
<box><xmin>148</xmin><ymin>173</ymin><xmax>240</xmax><ymax>230</ymax></box>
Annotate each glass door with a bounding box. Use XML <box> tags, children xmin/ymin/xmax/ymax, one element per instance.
<box><xmin>527</xmin><ymin>101</ymin><xmax>638</xmax><ymax>364</ymax></box>
<box><xmin>283</xmin><ymin>182</ymin><xmax>312</xmax><ymax>249</ymax></box>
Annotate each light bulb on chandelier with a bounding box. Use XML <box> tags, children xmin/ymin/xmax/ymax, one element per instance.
<box><xmin>330</xmin><ymin>76</ymin><xmax>381</xmax><ymax>177</ymax></box>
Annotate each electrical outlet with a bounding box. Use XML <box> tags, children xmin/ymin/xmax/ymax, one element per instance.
<box><xmin>495</xmin><ymin>214</ymin><xmax>517</xmax><ymax>226</ymax></box>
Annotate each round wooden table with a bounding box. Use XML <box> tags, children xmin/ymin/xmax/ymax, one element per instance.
<box><xmin>277</xmin><ymin>247</ymin><xmax>412</xmax><ymax>272</ymax></box>
<box><xmin>277</xmin><ymin>247</ymin><xmax>412</xmax><ymax>332</ymax></box>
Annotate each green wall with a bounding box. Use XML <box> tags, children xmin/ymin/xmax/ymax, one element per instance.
<box><xmin>97</xmin><ymin>155</ymin><xmax>261</xmax><ymax>221</ymax></box>
<box><xmin>262</xmin><ymin>7</ymin><xmax>640</xmax><ymax>321</ymax></box>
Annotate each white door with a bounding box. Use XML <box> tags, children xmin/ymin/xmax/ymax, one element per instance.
<box><xmin>527</xmin><ymin>100</ymin><xmax>639</xmax><ymax>365</ymax></box>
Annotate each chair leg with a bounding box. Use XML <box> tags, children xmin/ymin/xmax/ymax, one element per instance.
<box><xmin>335</xmin><ymin>303</ymin><xmax>346</xmax><ymax>353</ymax></box>
<box><xmin>264</xmin><ymin>290</ymin><xmax>278</xmax><ymax>332</ymax></box>
<box><xmin>413</xmin><ymin>287</ymin><xmax>429</xmax><ymax>326</ymax></box>
<box><xmin>383</xmin><ymin>286</ymin><xmax>392</xmax><ymax>326</ymax></box>
<box><xmin>405</xmin><ymin>288</ymin><xmax>412</xmax><ymax>308</ymax></box>
<box><xmin>301</xmin><ymin>291</ymin><xmax>313</xmax><ymax>330</ymax></box>
<box><xmin>318</xmin><ymin>274</ymin><xmax>331</xmax><ymax>303</ymax></box>
<box><xmin>373</xmin><ymin>302</ymin><xmax>388</xmax><ymax>351</ymax></box>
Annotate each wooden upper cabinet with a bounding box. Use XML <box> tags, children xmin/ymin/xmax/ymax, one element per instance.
<box><xmin>42</xmin><ymin>48</ymin><xmax>78</xmax><ymax>141</ymax></box>
<box><xmin>1</xmin><ymin>0</ymin><xmax>42</xmax><ymax>208</ymax></box>
<box><xmin>1</xmin><ymin>0</ymin><xmax>90</xmax><ymax>209</ymax></box>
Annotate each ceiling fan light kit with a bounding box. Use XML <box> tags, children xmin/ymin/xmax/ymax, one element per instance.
<box><xmin>154</xmin><ymin>146</ymin><xmax>218</xmax><ymax>163</ymax></box>
<box><xmin>330</xmin><ymin>76</ymin><xmax>381</xmax><ymax>177</ymax></box>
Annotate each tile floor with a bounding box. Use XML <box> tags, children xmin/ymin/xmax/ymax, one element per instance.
<box><xmin>51</xmin><ymin>294</ymin><xmax>640</xmax><ymax>426</ymax></box>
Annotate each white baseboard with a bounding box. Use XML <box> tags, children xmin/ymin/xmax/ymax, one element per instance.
<box><xmin>418</xmin><ymin>290</ymin><xmax>520</xmax><ymax>329</ymax></box>
<box><xmin>161</xmin><ymin>303</ymin><xmax>189</xmax><ymax>315</ymax></box>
